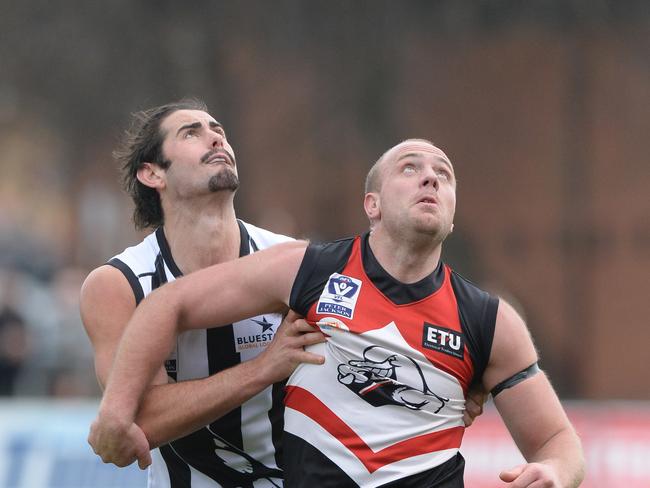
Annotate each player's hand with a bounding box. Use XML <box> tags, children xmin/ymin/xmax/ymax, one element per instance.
<box><xmin>499</xmin><ymin>462</ymin><xmax>561</xmax><ymax>487</ymax></box>
<box><xmin>88</xmin><ymin>410</ymin><xmax>152</xmax><ymax>469</ymax></box>
<box><xmin>256</xmin><ymin>310</ymin><xmax>326</xmax><ymax>384</ymax></box>
<box><xmin>463</xmin><ymin>385</ymin><xmax>487</xmax><ymax>427</ymax></box>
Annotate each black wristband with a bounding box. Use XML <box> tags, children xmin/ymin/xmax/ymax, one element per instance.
<box><xmin>490</xmin><ymin>362</ymin><xmax>540</xmax><ymax>397</ymax></box>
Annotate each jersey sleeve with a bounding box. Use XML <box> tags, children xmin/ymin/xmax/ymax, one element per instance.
<box><xmin>289</xmin><ymin>238</ymin><xmax>355</xmax><ymax>317</ymax></box>
<box><xmin>449</xmin><ymin>271</ymin><xmax>499</xmax><ymax>386</ymax></box>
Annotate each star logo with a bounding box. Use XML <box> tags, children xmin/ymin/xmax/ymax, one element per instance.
<box><xmin>252</xmin><ymin>316</ymin><xmax>275</xmax><ymax>333</ymax></box>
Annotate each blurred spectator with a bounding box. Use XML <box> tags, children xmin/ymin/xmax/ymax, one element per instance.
<box><xmin>0</xmin><ymin>266</ymin><xmax>98</xmax><ymax>398</ymax></box>
<box><xmin>0</xmin><ymin>269</ymin><xmax>31</xmax><ymax>395</ymax></box>
<box><xmin>0</xmin><ymin>305</ymin><xmax>29</xmax><ymax>395</ymax></box>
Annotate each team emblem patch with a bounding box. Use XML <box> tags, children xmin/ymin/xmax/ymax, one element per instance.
<box><xmin>422</xmin><ymin>323</ymin><xmax>464</xmax><ymax>359</ymax></box>
<box><xmin>337</xmin><ymin>345</ymin><xmax>449</xmax><ymax>413</ymax></box>
<box><xmin>316</xmin><ymin>273</ymin><xmax>362</xmax><ymax>319</ymax></box>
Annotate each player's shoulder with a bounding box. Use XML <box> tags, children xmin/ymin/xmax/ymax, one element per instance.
<box><xmin>307</xmin><ymin>234</ymin><xmax>356</xmax><ymax>254</ymax></box>
<box><xmin>447</xmin><ymin>265</ymin><xmax>495</xmax><ymax>303</ymax></box>
<box><xmin>109</xmin><ymin>229</ymin><xmax>160</xmax><ymax>274</ymax></box>
<box><xmin>239</xmin><ymin>219</ymin><xmax>295</xmax><ymax>250</ymax></box>
<box><xmin>84</xmin><ymin>230</ymin><xmax>159</xmax><ymax>307</ymax></box>
<box><xmin>80</xmin><ymin>264</ymin><xmax>136</xmax><ymax>310</ymax></box>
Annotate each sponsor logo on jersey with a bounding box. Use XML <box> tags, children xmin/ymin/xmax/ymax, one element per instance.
<box><xmin>422</xmin><ymin>323</ymin><xmax>464</xmax><ymax>359</ymax></box>
<box><xmin>234</xmin><ymin>315</ymin><xmax>278</xmax><ymax>352</ymax></box>
<box><xmin>316</xmin><ymin>273</ymin><xmax>362</xmax><ymax>319</ymax></box>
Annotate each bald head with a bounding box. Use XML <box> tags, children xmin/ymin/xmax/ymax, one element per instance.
<box><xmin>364</xmin><ymin>139</ymin><xmax>449</xmax><ymax>194</ymax></box>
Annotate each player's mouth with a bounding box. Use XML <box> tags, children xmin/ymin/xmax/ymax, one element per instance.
<box><xmin>417</xmin><ymin>196</ymin><xmax>438</xmax><ymax>206</ymax></box>
<box><xmin>201</xmin><ymin>150</ymin><xmax>234</xmax><ymax>167</ymax></box>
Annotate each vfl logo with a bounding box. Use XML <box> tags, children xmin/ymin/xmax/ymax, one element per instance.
<box><xmin>337</xmin><ymin>346</ymin><xmax>449</xmax><ymax>413</ymax></box>
<box><xmin>422</xmin><ymin>323</ymin><xmax>464</xmax><ymax>359</ymax></box>
<box><xmin>316</xmin><ymin>273</ymin><xmax>362</xmax><ymax>319</ymax></box>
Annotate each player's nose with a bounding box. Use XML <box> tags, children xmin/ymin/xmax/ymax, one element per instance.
<box><xmin>209</xmin><ymin>130</ymin><xmax>225</xmax><ymax>148</ymax></box>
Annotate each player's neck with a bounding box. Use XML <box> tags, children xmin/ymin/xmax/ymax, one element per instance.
<box><xmin>367</xmin><ymin>228</ymin><xmax>442</xmax><ymax>284</ymax></box>
<box><xmin>161</xmin><ymin>199</ymin><xmax>240</xmax><ymax>274</ymax></box>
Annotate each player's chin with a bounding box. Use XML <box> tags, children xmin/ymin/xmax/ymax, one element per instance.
<box><xmin>413</xmin><ymin>218</ymin><xmax>444</xmax><ymax>235</ymax></box>
<box><xmin>208</xmin><ymin>171</ymin><xmax>240</xmax><ymax>192</ymax></box>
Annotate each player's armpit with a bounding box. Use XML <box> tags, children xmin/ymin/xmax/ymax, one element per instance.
<box><xmin>481</xmin><ymin>299</ymin><xmax>538</xmax><ymax>395</ymax></box>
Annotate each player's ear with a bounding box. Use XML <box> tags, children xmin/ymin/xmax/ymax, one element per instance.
<box><xmin>137</xmin><ymin>162</ymin><xmax>166</xmax><ymax>190</ymax></box>
<box><xmin>364</xmin><ymin>192</ymin><xmax>380</xmax><ymax>221</ymax></box>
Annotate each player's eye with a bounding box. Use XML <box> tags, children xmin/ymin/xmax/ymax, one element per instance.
<box><xmin>403</xmin><ymin>165</ymin><xmax>417</xmax><ymax>175</ymax></box>
<box><xmin>435</xmin><ymin>169</ymin><xmax>450</xmax><ymax>180</ymax></box>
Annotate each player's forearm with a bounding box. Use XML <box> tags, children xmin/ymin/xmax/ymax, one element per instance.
<box><xmin>100</xmin><ymin>286</ymin><xmax>183</xmax><ymax>422</ymax></box>
<box><xmin>137</xmin><ymin>358</ymin><xmax>273</xmax><ymax>448</ymax></box>
<box><xmin>527</xmin><ymin>425</ymin><xmax>585</xmax><ymax>488</ymax></box>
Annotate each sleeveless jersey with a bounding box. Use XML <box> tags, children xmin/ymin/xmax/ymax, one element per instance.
<box><xmin>108</xmin><ymin>220</ymin><xmax>293</xmax><ymax>488</ymax></box>
<box><xmin>285</xmin><ymin>234</ymin><xmax>498</xmax><ymax>487</ymax></box>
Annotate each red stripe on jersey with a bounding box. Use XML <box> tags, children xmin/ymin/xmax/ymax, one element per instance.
<box><xmin>285</xmin><ymin>386</ymin><xmax>464</xmax><ymax>473</ymax></box>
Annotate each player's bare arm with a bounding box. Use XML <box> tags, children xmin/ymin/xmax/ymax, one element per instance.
<box><xmin>91</xmin><ymin>240</ymin><xmax>316</xmax><ymax>468</ymax></box>
<box><xmin>82</xmin><ymin>265</ymin><xmax>168</xmax><ymax>467</ymax></box>
<box><xmin>133</xmin><ymin>311</ymin><xmax>324</xmax><ymax>449</ymax></box>
<box><xmin>483</xmin><ymin>300</ymin><xmax>585</xmax><ymax>487</ymax></box>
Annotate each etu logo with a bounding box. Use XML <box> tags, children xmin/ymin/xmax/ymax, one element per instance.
<box><xmin>422</xmin><ymin>323</ymin><xmax>464</xmax><ymax>359</ymax></box>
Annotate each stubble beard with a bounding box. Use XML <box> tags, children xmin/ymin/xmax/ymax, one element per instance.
<box><xmin>208</xmin><ymin>168</ymin><xmax>240</xmax><ymax>192</ymax></box>
<box><xmin>412</xmin><ymin>213</ymin><xmax>452</xmax><ymax>245</ymax></box>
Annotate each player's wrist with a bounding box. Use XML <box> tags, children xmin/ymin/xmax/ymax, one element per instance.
<box><xmin>245</xmin><ymin>353</ymin><xmax>276</xmax><ymax>390</ymax></box>
<box><xmin>98</xmin><ymin>395</ymin><xmax>138</xmax><ymax>427</ymax></box>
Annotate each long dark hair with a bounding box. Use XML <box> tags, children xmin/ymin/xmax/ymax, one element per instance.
<box><xmin>114</xmin><ymin>98</ymin><xmax>208</xmax><ymax>229</ymax></box>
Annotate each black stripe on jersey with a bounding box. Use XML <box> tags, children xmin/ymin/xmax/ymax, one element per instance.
<box><xmin>250</xmin><ymin>238</ymin><xmax>259</xmax><ymax>252</ymax></box>
<box><xmin>283</xmin><ymin>433</ymin><xmax>465</xmax><ymax>487</ymax></box>
<box><xmin>237</xmin><ymin>219</ymin><xmax>251</xmax><ymax>255</ymax></box>
<box><xmin>283</xmin><ymin>432</ymin><xmax>358</xmax><ymax>487</ymax></box>
<box><xmin>151</xmin><ymin>252</ymin><xmax>176</xmax><ymax>381</ymax></box>
<box><xmin>449</xmin><ymin>272</ymin><xmax>498</xmax><ymax>386</ymax></box>
<box><xmin>204</xmin><ymin>220</ymin><xmax>253</xmax><ymax>452</ymax></box>
<box><xmin>159</xmin><ymin>444</ymin><xmax>192</xmax><ymax>487</ymax></box>
<box><xmin>361</xmin><ymin>233</ymin><xmax>445</xmax><ymax>305</ymax></box>
<box><xmin>377</xmin><ymin>453</ymin><xmax>465</xmax><ymax>488</ymax></box>
<box><xmin>289</xmin><ymin>237</ymin><xmax>355</xmax><ymax>316</ymax></box>
<box><xmin>156</xmin><ymin>227</ymin><xmax>183</xmax><ymax>278</ymax></box>
<box><xmin>206</xmin><ymin>325</ymin><xmax>243</xmax><ymax>451</ymax></box>
<box><xmin>152</xmin><ymin>253</ymin><xmax>169</xmax><ymax>289</ymax></box>
<box><xmin>270</xmin><ymin>380</ymin><xmax>286</xmax><ymax>469</ymax></box>
<box><xmin>107</xmin><ymin>258</ymin><xmax>145</xmax><ymax>305</ymax></box>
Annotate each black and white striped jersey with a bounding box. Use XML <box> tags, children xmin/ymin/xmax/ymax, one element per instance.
<box><xmin>108</xmin><ymin>220</ymin><xmax>293</xmax><ymax>488</ymax></box>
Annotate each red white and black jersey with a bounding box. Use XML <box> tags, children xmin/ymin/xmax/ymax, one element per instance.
<box><xmin>286</xmin><ymin>234</ymin><xmax>498</xmax><ymax>487</ymax></box>
<box><xmin>108</xmin><ymin>220</ymin><xmax>292</xmax><ymax>488</ymax></box>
